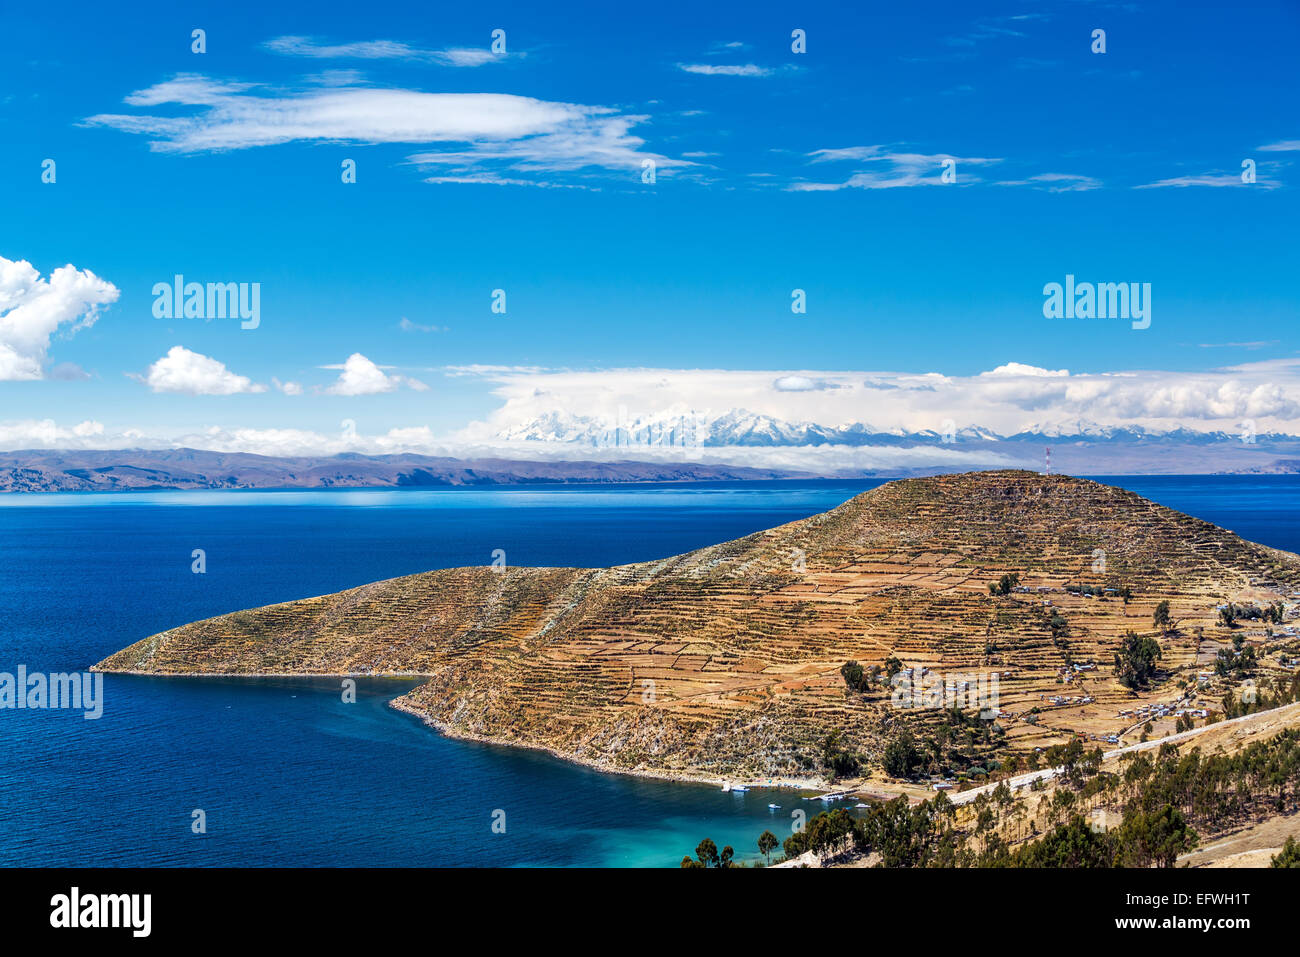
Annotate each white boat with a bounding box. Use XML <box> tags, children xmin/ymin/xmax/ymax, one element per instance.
<box><xmin>730</xmin><ymin>785</ymin><xmax>749</xmax><ymax>792</ymax></box>
<box><xmin>768</xmin><ymin>803</ymin><xmax>781</xmax><ymax>810</ymax></box>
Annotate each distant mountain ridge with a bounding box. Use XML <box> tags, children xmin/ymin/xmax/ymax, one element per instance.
<box><xmin>0</xmin><ymin>448</ymin><xmax>805</xmax><ymax>493</ymax></box>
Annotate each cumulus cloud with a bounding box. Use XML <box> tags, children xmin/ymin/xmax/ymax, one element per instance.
<box><xmin>447</xmin><ymin>359</ymin><xmax>1300</xmax><ymax>442</ymax></box>
<box><xmin>0</xmin><ymin>418</ymin><xmax>106</xmax><ymax>448</ymax></box>
<box><xmin>136</xmin><ymin>346</ymin><xmax>266</xmax><ymax>395</ymax></box>
<box><xmin>0</xmin><ymin>256</ymin><xmax>119</xmax><ymax>380</ymax></box>
<box><xmin>83</xmin><ymin>74</ymin><xmax>687</xmax><ymax>187</ymax></box>
<box><xmin>981</xmin><ymin>363</ymin><xmax>1069</xmax><ymax>378</ymax></box>
<box><xmin>322</xmin><ymin>353</ymin><xmax>428</xmax><ymax>395</ymax></box>
<box><xmin>774</xmin><ymin>375</ymin><xmax>839</xmax><ymax>392</ymax></box>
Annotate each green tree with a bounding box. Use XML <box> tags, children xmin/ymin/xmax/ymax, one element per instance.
<box><xmin>883</xmin><ymin>730</ymin><xmax>922</xmax><ymax>779</ymax></box>
<box><xmin>1114</xmin><ymin>631</ymin><xmax>1163</xmax><ymax>690</ymax></box>
<box><xmin>757</xmin><ymin>829</ymin><xmax>779</xmax><ymax>865</ymax></box>
<box><xmin>1271</xmin><ymin>836</ymin><xmax>1300</xmax><ymax>868</ymax></box>
<box><xmin>1152</xmin><ymin>600</ymin><xmax>1172</xmax><ymax>632</ymax></box>
<box><xmin>840</xmin><ymin>660</ymin><xmax>865</xmax><ymax>692</ymax></box>
<box><xmin>1115</xmin><ymin>804</ymin><xmax>1198</xmax><ymax>868</ymax></box>
<box><xmin>694</xmin><ymin>837</ymin><xmax>719</xmax><ymax>868</ymax></box>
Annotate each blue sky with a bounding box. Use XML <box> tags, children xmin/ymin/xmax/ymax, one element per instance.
<box><xmin>1</xmin><ymin>0</ymin><xmax>1297</xmax><ymax>458</ymax></box>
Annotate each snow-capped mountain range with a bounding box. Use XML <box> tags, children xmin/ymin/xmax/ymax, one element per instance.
<box><xmin>497</xmin><ymin>409</ymin><xmax>1296</xmax><ymax>448</ymax></box>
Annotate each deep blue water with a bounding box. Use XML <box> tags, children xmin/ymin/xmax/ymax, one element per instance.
<box><xmin>0</xmin><ymin>476</ymin><xmax>1296</xmax><ymax>866</ymax></box>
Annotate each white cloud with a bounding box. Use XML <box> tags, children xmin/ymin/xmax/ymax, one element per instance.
<box><xmin>1134</xmin><ymin>173</ymin><xmax>1255</xmax><ymax>189</ymax></box>
<box><xmin>399</xmin><ymin>317</ymin><xmax>448</xmax><ymax>333</ymax></box>
<box><xmin>264</xmin><ymin>36</ymin><xmax>521</xmax><ymax>67</ymax></box>
<box><xmin>1258</xmin><ymin>139</ymin><xmax>1300</xmax><ymax>152</ymax></box>
<box><xmin>322</xmin><ymin>353</ymin><xmax>428</xmax><ymax>395</ymax></box>
<box><xmin>981</xmin><ymin>363</ymin><xmax>1069</xmax><ymax>378</ymax></box>
<box><xmin>84</xmin><ymin>74</ymin><xmax>687</xmax><ymax>186</ymax></box>
<box><xmin>995</xmin><ymin>173</ymin><xmax>1101</xmax><ymax>192</ymax></box>
<box><xmin>136</xmin><ymin>346</ymin><xmax>266</xmax><ymax>395</ymax></box>
<box><xmin>0</xmin><ymin>419</ymin><xmax>106</xmax><ymax>448</ymax></box>
<box><xmin>774</xmin><ymin>375</ymin><xmax>839</xmax><ymax>392</ymax></box>
<box><xmin>676</xmin><ymin>63</ymin><xmax>777</xmax><ymax>77</ymax></box>
<box><xmin>792</xmin><ymin>146</ymin><xmax>1002</xmax><ymax>190</ymax></box>
<box><xmin>447</xmin><ymin>360</ymin><xmax>1300</xmax><ymax>441</ymax></box>
<box><xmin>0</xmin><ymin>256</ymin><xmax>119</xmax><ymax>381</ymax></box>
<box><xmin>272</xmin><ymin>377</ymin><xmax>303</xmax><ymax>396</ymax></box>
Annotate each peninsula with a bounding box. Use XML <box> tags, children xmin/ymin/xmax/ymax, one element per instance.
<box><xmin>95</xmin><ymin>471</ymin><xmax>1300</xmax><ymax>791</ymax></box>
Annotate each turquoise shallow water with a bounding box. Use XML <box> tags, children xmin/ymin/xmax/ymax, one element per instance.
<box><xmin>0</xmin><ymin>476</ymin><xmax>1296</xmax><ymax>866</ymax></box>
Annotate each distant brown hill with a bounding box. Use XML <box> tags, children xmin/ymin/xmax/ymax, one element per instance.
<box><xmin>95</xmin><ymin>470</ymin><xmax>1300</xmax><ymax>786</ymax></box>
<box><xmin>0</xmin><ymin>448</ymin><xmax>804</xmax><ymax>491</ymax></box>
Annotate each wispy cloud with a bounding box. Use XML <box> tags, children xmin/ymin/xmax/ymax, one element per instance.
<box><xmin>84</xmin><ymin>74</ymin><xmax>686</xmax><ymax>186</ymax></box>
<box><xmin>264</xmin><ymin>36</ymin><xmax>521</xmax><ymax>67</ymax></box>
<box><xmin>1196</xmin><ymin>340</ymin><xmax>1279</xmax><ymax>350</ymax></box>
<box><xmin>399</xmin><ymin>317</ymin><xmax>448</xmax><ymax>333</ymax></box>
<box><xmin>1134</xmin><ymin>172</ymin><xmax>1264</xmax><ymax>189</ymax></box>
<box><xmin>676</xmin><ymin>63</ymin><xmax>784</xmax><ymax>77</ymax></box>
<box><xmin>790</xmin><ymin>145</ymin><xmax>1002</xmax><ymax>190</ymax></box>
<box><xmin>995</xmin><ymin>172</ymin><xmax>1101</xmax><ymax>192</ymax></box>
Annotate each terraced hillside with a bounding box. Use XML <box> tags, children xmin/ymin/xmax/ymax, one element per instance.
<box><xmin>95</xmin><ymin>471</ymin><xmax>1300</xmax><ymax>785</ymax></box>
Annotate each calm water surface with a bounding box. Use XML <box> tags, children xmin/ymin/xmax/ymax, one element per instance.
<box><xmin>0</xmin><ymin>476</ymin><xmax>1295</xmax><ymax>866</ymax></box>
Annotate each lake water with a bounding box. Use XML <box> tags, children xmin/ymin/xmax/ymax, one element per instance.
<box><xmin>0</xmin><ymin>475</ymin><xmax>1296</xmax><ymax>866</ymax></box>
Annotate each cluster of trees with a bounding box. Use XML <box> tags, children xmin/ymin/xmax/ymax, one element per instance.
<box><xmin>704</xmin><ymin>726</ymin><xmax>1300</xmax><ymax>869</ymax></box>
<box><xmin>1273</xmin><ymin>835</ymin><xmax>1300</xmax><ymax>868</ymax></box>
<box><xmin>1065</xmin><ymin>583</ymin><xmax>1125</xmax><ymax>600</ymax></box>
<box><xmin>780</xmin><ymin>807</ymin><xmax>860</xmax><ymax>862</ymax></box>
<box><xmin>988</xmin><ymin>573</ymin><xmax>1020</xmax><ymax>596</ymax></box>
<box><xmin>1218</xmin><ymin>601</ymin><xmax>1285</xmax><ymax>627</ymax></box>
<box><xmin>821</xmin><ymin>730</ymin><xmax>861</xmax><ymax>779</ymax></box>
<box><xmin>680</xmin><ymin>838</ymin><xmax>737</xmax><ymax>868</ymax></box>
<box><xmin>839</xmin><ymin>659</ymin><xmax>882</xmax><ymax>693</ymax></box>
<box><xmin>881</xmin><ymin>709</ymin><xmax>1005</xmax><ymax>781</ymax></box>
<box><xmin>1219</xmin><ymin>671</ymin><xmax>1300</xmax><ymax>719</ymax></box>
<box><xmin>1119</xmin><ymin>732</ymin><xmax>1300</xmax><ymax>839</ymax></box>
<box><xmin>1214</xmin><ymin>632</ymin><xmax>1258</xmax><ymax>677</ymax></box>
<box><xmin>1114</xmin><ymin>631</ymin><xmax>1162</xmax><ymax>689</ymax></box>
<box><xmin>883</xmin><ymin>729</ymin><xmax>923</xmax><ymax>778</ymax></box>
<box><xmin>998</xmin><ymin>804</ymin><xmax>1197</xmax><ymax>867</ymax></box>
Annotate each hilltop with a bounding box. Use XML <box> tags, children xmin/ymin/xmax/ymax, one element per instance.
<box><xmin>95</xmin><ymin>470</ymin><xmax>1300</xmax><ymax>787</ymax></box>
